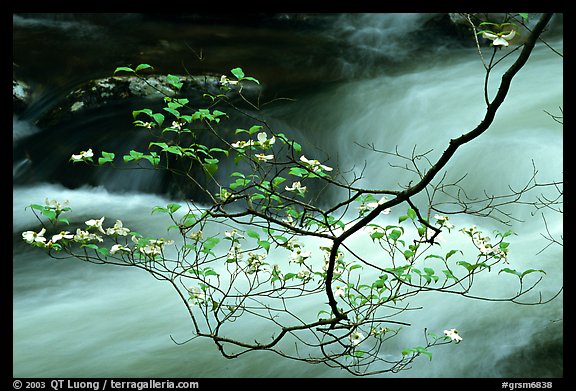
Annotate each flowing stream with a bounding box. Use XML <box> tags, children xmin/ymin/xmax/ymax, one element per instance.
<box><xmin>13</xmin><ymin>13</ymin><xmax>563</xmax><ymax>378</ymax></box>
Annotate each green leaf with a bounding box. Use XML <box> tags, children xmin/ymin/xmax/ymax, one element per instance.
<box><xmin>242</xmin><ymin>76</ymin><xmax>259</xmax><ymax>84</ymax></box>
<box><xmin>152</xmin><ymin>113</ymin><xmax>165</xmax><ymax>127</ymax></box>
<box><xmin>151</xmin><ymin>206</ymin><xmax>168</xmax><ymax>214</ymax></box>
<box><xmin>446</xmin><ymin>249</ymin><xmax>461</xmax><ymax>260</ymax></box>
<box><xmin>291</xmin><ymin>141</ymin><xmax>302</xmax><ymax>153</ymax></box>
<box><xmin>499</xmin><ymin>242</ymin><xmax>510</xmax><ymax>251</ymax></box>
<box><xmin>135</xmin><ymin>63</ymin><xmax>153</xmax><ymax>72</ymax></box>
<box><xmin>27</xmin><ymin>204</ymin><xmax>45</xmax><ymax>212</ymax></box>
<box><xmin>425</xmin><ymin>254</ymin><xmax>444</xmax><ymax>261</ymax></box>
<box><xmin>352</xmin><ymin>350</ymin><xmax>365</xmax><ymax>358</ymax></box>
<box><xmin>203</xmin><ymin>162</ymin><xmax>218</xmax><ymax>177</ymax></box>
<box><xmin>163</xmin><ymin>107</ymin><xmax>180</xmax><ymax>119</ymax></box>
<box><xmin>271</xmin><ymin>176</ymin><xmax>286</xmax><ymax>187</ymax></box>
<box><xmin>202</xmin><ymin>237</ymin><xmax>220</xmax><ymax>252</ymax></box>
<box><xmin>417</xmin><ymin>347</ymin><xmax>433</xmax><ymax>361</ymax></box>
<box><xmin>398</xmin><ymin>215</ymin><xmax>409</xmax><ymax>223</ymax></box>
<box><xmin>149</xmin><ymin>142</ymin><xmax>169</xmax><ymax>150</ymax></box>
<box><xmin>98</xmin><ymin>151</ymin><xmax>115</xmax><ymax>166</ymax></box>
<box><xmin>251</xmin><ymin>193</ymin><xmax>266</xmax><ymax>201</ymax></box>
<box><xmin>521</xmin><ymin>269</ymin><xmax>546</xmax><ymax>278</ymax></box>
<box><xmin>166</xmin><ymin>100</ymin><xmax>183</xmax><ymax>110</ymax></box>
<box><xmin>204</xmin><ymin>158</ymin><xmax>219</xmax><ymax>165</ymax></box>
<box><xmin>57</xmin><ymin>217</ymin><xmax>70</xmax><ymax>225</ymax></box>
<box><xmin>407</xmin><ymin>208</ymin><xmax>417</xmax><ymax>220</ymax></box>
<box><xmin>457</xmin><ymin>261</ymin><xmax>475</xmax><ymax>271</ymax></box>
<box><xmin>499</xmin><ymin>268</ymin><xmax>521</xmax><ymax>277</ymax></box>
<box><xmin>167</xmin><ymin>203</ymin><xmax>181</xmax><ymax>213</ymax></box>
<box><xmin>388</xmin><ymin>229</ymin><xmax>402</xmax><ymax>241</ymax></box>
<box><xmin>372</xmin><ymin>275</ymin><xmax>388</xmax><ymax>289</ymax></box>
<box><xmin>288</xmin><ymin>167</ymin><xmax>309</xmax><ymax>177</ymax></box>
<box><xmin>424</xmin><ymin>267</ymin><xmax>435</xmax><ymax>276</ymax></box>
<box><xmin>403</xmin><ymin>250</ymin><xmax>415</xmax><ymax>260</ymax></box>
<box><xmin>212</xmin><ymin>109</ymin><xmax>227</xmax><ymax>118</ymax></box>
<box><xmin>496</xmin><ymin>229</ymin><xmax>515</xmax><ymax>239</ymax></box>
<box><xmin>248</xmin><ymin>125</ymin><xmax>263</xmax><ymax>134</ymax></box>
<box><xmin>229</xmin><ymin>178</ymin><xmax>250</xmax><ymax>190</ymax></box>
<box><xmin>41</xmin><ymin>209</ymin><xmax>56</xmax><ymax>220</ymax></box>
<box><xmin>210</xmin><ymin>147</ymin><xmax>229</xmax><ymax>156</ymax></box>
<box><xmin>231</xmin><ymin>67</ymin><xmax>245</xmax><ymax>79</ymax></box>
<box><xmin>130</xmin><ymin>150</ymin><xmax>144</xmax><ymax>159</ymax></box>
<box><xmin>167</xmin><ymin>74</ymin><xmax>183</xmax><ymax>90</ymax></box>
<box><xmin>97</xmin><ymin>247</ymin><xmax>110</xmax><ymax>256</ymax></box>
<box><xmin>258</xmin><ymin>240</ymin><xmax>271</xmax><ymax>253</ymax></box>
<box><xmin>401</xmin><ymin>346</ymin><xmax>432</xmax><ymax>361</ymax></box>
<box><xmin>114</xmin><ymin>66</ymin><xmax>134</xmax><ymax>75</ymax></box>
<box><xmin>246</xmin><ymin>230</ymin><xmax>260</xmax><ymax>240</ymax></box>
<box><xmin>417</xmin><ymin>225</ymin><xmax>427</xmax><ymax>237</ymax></box>
<box><xmin>442</xmin><ymin>269</ymin><xmax>458</xmax><ymax>280</ymax></box>
<box><xmin>317</xmin><ymin>309</ymin><xmax>331</xmax><ymax>319</ymax></box>
<box><xmin>81</xmin><ymin>243</ymin><xmax>100</xmax><ymax>250</ymax></box>
<box><xmin>458</xmin><ymin>261</ymin><xmax>489</xmax><ymax>272</ymax></box>
<box><xmin>132</xmin><ymin>108</ymin><xmax>153</xmax><ymax>120</ymax></box>
<box><xmin>203</xmin><ymin>268</ymin><xmax>219</xmax><ymax>277</ymax></box>
<box><xmin>499</xmin><ymin>268</ymin><xmax>545</xmax><ymax>279</ymax></box>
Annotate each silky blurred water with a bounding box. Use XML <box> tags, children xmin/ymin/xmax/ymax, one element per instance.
<box><xmin>13</xmin><ymin>13</ymin><xmax>563</xmax><ymax>378</ymax></box>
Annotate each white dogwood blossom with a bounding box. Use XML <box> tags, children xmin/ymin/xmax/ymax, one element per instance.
<box><xmin>225</xmin><ymin>229</ymin><xmax>244</xmax><ymax>240</ymax></box>
<box><xmin>482</xmin><ymin>30</ymin><xmax>516</xmax><ymax>47</ymax></box>
<box><xmin>22</xmin><ymin>228</ymin><xmax>47</xmax><ymax>244</ymax></box>
<box><xmin>227</xmin><ymin>244</ymin><xmax>243</xmax><ymax>263</ymax></box>
<box><xmin>285</xmin><ymin>181</ymin><xmax>307</xmax><ymax>196</ymax></box>
<box><xmin>434</xmin><ymin>214</ymin><xmax>455</xmax><ymax>230</ymax></box>
<box><xmin>231</xmin><ymin>139</ymin><xmax>256</xmax><ymax>149</ymax></box>
<box><xmin>45</xmin><ymin>198</ymin><xmax>69</xmax><ymax>214</ymax></box>
<box><xmin>257</xmin><ymin>132</ymin><xmax>276</xmax><ymax>149</ymax></box>
<box><xmin>255</xmin><ymin>153</ymin><xmax>274</xmax><ymax>162</ymax></box>
<box><xmin>70</xmin><ymin>148</ymin><xmax>94</xmax><ymax>162</ymax></box>
<box><xmin>187</xmin><ymin>286</ymin><xmax>207</xmax><ymax>305</ymax></box>
<box><xmin>139</xmin><ymin>238</ymin><xmax>174</xmax><ymax>256</ymax></box>
<box><xmin>73</xmin><ymin>228</ymin><xmax>103</xmax><ymax>243</ymax></box>
<box><xmin>444</xmin><ymin>328</ymin><xmax>463</xmax><ymax>343</ymax></box>
<box><xmin>110</xmin><ymin>244</ymin><xmax>131</xmax><ymax>254</ymax></box>
<box><xmin>51</xmin><ymin>231</ymin><xmax>74</xmax><ymax>243</ymax></box>
<box><xmin>220</xmin><ymin>75</ymin><xmax>238</xmax><ymax>87</ymax></box>
<box><xmin>350</xmin><ymin>331</ymin><xmax>365</xmax><ymax>346</ymax></box>
<box><xmin>290</xmin><ymin>247</ymin><xmax>311</xmax><ymax>264</ymax></box>
<box><xmin>299</xmin><ymin>155</ymin><xmax>333</xmax><ymax>173</ymax></box>
<box><xmin>334</xmin><ymin>285</ymin><xmax>346</xmax><ymax>298</ymax></box>
<box><xmin>85</xmin><ymin>217</ymin><xmax>106</xmax><ymax>234</ymax></box>
<box><xmin>246</xmin><ymin>252</ymin><xmax>266</xmax><ymax>273</ymax></box>
<box><xmin>106</xmin><ymin>220</ymin><xmax>130</xmax><ymax>236</ymax></box>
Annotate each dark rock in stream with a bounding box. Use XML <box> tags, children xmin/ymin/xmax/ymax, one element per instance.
<box><xmin>34</xmin><ymin>73</ymin><xmax>235</xmax><ymax>129</ymax></box>
<box><xmin>13</xmin><ymin>71</ymin><xmax>263</xmax><ymax>202</ymax></box>
<box><xmin>13</xmin><ymin>79</ymin><xmax>32</xmax><ymax>115</ymax></box>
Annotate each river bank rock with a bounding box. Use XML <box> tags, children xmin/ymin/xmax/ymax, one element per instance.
<box><xmin>13</xmin><ymin>79</ymin><xmax>32</xmax><ymax>115</ymax></box>
<box><xmin>34</xmin><ymin>73</ymin><xmax>244</xmax><ymax>129</ymax></box>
